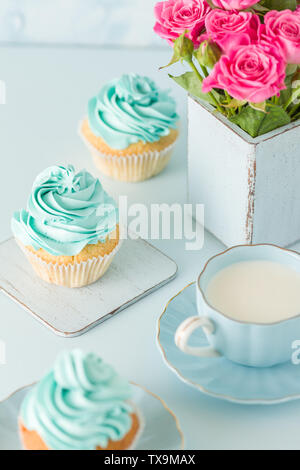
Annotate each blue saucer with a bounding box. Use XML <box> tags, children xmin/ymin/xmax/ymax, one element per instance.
<box><xmin>158</xmin><ymin>283</ymin><xmax>300</xmax><ymax>405</ymax></box>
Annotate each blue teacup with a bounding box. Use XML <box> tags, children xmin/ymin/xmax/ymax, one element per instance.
<box><xmin>175</xmin><ymin>245</ymin><xmax>300</xmax><ymax>368</ymax></box>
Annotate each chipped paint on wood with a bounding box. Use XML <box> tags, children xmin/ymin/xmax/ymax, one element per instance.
<box><xmin>188</xmin><ymin>96</ymin><xmax>300</xmax><ymax>247</ymax></box>
<box><xmin>246</xmin><ymin>151</ymin><xmax>257</xmax><ymax>244</ymax></box>
<box><xmin>0</xmin><ymin>238</ymin><xmax>177</xmax><ymax>337</ymax></box>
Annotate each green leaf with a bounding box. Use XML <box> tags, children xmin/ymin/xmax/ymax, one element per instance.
<box><xmin>286</xmin><ymin>83</ymin><xmax>300</xmax><ymax>108</ymax></box>
<box><xmin>159</xmin><ymin>31</ymin><xmax>194</xmax><ymax>70</ymax></box>
<box><xmin>169</xmin><ymin>71</ymin><xmax>217</xmax><ymax>105</ymax></box>
<box><xmin>279</xmin><ymin>70</ymin><xmax>295</xmax><ymax>106</ymax></box>
<box><xmin>249</xmin><ymin>101</ymin><xmax>267</xmax><ymax>113</ymax></box>
<box><xmin>260</xmin><ymin>0</ymin><xmax>297</xmax><ymax>11</ymax></box>
<box><xmin>160</xmin><ymin>54</ymin><xmax>179</xmax><ymax>70</ymax></box>
<box><xmin>280</xmin><ymin>88</ymin><xmax>292</xmax><ymax>107</ymax></box>
<box><xmin>205</xmin><ymin>0</ymin><xmax>217</xmax><ymax>8</ymax></box>
<box><xmin>253</xmin><ymin>3</ymin><xmax>271</xmax><ymax>12</ymax></box>
<box><xmin>230</xmin><ymin>105</ymin><xmax>291</xmax><ymax>138</ymax></box>
<box><xmin>160</xmin><ymin>52</ymin><xmax>180</xmax><ymax>70</ymax></box>
<box><xmin>282</xmin><ymin>71</ymin><xmax>300</xmax><ymax>109</ymax></box>
<box><xmin>286</xmin><ymin>64</ymin><xmax>298</xmax><ymax>77</ymax></box>
<box><xmin>223</xmin><ymin>99</ymin><xmax>247</xmax><ymax>109</ymax></box>
<box><xmin>292</xmin><ymin>67</ymin><xmax>300</xmax><ymax>82</ymax></box>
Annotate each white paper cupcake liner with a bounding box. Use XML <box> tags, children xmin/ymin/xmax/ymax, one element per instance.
<box><xmin>79</xmin><ymin>120</ymin><xmax>177</xmax><ymax>182</ymax></box>
<box><xmin>18</xmin><ymin>240</ymin><xmax>122</xmax><ymax>288</ymax></box>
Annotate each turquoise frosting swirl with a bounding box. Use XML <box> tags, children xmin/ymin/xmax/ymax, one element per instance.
<box><xmin>11</xmin><ymin>165</ymin><xmax>118</xmax><ymax>256</ymax></box>
<box><xmin>88</xmin><ymin>73</ymin><xmax>178</xmax><ymax>150</ymax></box>
<box><xmin>21</xmin><ymin>350</ymin><xmax>134</xmax><ymax>450</ymax></box>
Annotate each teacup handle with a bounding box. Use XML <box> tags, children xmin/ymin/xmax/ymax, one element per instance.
<box><xmin>175</xmin><ymin>316</ymin><xmax>221</xmax><ymax>358</ymax></box>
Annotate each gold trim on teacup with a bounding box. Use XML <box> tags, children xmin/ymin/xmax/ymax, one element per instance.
<box><xmin>157</xmin><ymin>282</ymin><xmax>300</xmax><ymax>405</ymax></box>
<box><xmin>198</xmin><ymin>243</ymin><xmax>300</xmax><ymax>327</ymax></box>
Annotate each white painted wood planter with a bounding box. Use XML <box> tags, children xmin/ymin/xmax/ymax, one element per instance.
<box><xmin>188</xmin><ymin>96</ymin><xmax>300</xmax><ymax>247</ymax></box>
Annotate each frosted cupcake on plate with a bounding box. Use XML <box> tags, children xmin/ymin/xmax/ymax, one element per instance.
<box><xmin>11</xmin><ymin>165</ymin><xmax>120</xmax><ymax>288</ymax></box>
<box><xmin>80</xmin><ymin>73</ymin><xmax>179</xmax><ymax>182</ymax></box>
<box><xmin>19</xmin><ymin>350</ymin><xmax>142</xmax><ymax>451</ymax></box>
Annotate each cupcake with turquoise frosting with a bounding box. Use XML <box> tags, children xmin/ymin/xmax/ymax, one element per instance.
<box><xmin>19</xmin><ymin>350</ymin><xmax>142</xmax><ymax>450</ymax></box>
<box><xmin>80</xmin><ymin>73</ymin><xmax>179</xmax><ymax>182</ymax></box>
<box><xmin>11</xmin><ymin>165</ymin><xmax>120</xmax><ymax>288</ymax></box>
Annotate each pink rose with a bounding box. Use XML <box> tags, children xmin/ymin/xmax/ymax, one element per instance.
<box><xmin>211</xmin><ymin>0</ymin><xmax>258</xmax><ymax>10</ymax></box>
<box><xmin>202</xmin><ymin>43</ymin><xmax>286</xmax><ymax>103</ymax></box>
<box><xmin>202</xmin><ymin>9</ymin><xmax>260</xmax><ymax>52</ymax></box>
<box><xmin>154</xmin><ymin>0</ymin><xmax>212</xmax><ymax>47</ymax></box>
<box><xmin>264</xmin><ymin>10</ymin><xmax>300</xmax><ymax>64</ymax></box>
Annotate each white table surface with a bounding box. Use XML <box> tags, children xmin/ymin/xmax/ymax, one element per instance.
<box><xmin>1</xmin><ymin>44</ymin><xmax>300</xmax><ymax>451</ymax></box>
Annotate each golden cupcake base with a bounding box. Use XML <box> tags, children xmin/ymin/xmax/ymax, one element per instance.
<box><xmin>16</xmin><ymin>227</ymin><xmax>121</xmax><ymax>288</ymax></box>
<box><xmin>19</xmin><ymin>413</ymin><xmax>141</xmax><ymax>451</ymax></box>
<box><xmin>80</xmin><ymin>119</ymin><xmax>178</xmax><ymax>182</ymax></box>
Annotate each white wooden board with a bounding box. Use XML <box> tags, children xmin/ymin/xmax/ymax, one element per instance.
<box><xmin>0</xmin><ymin>238</ymin><xmax>177</xmax><ymax>337</ymax></box>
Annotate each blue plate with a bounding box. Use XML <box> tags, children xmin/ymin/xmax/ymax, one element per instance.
<box><xmin>0</xmin><ymin>383</ymin><xmax>184</xmax><ymax>450</ymax></box>
<box><xmin>158</xmin><ymin>283</ymin><xmax>300</xmax><ymax>405</ymax></box>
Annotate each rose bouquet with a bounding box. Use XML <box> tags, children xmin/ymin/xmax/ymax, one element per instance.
<box><xmin>154</xmin><ymin>0</ymin><xmax>300</xmax><ymax>137</ymax></box>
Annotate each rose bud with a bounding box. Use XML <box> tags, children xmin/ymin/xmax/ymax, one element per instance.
<box><xmin>195</xmin><ymin>40</ymin><xmax>222</xmax><ymax>69</ymax></box>
<box><xmin>173</xmin><ymin>33</ymin><xmax>195</xmax><ymax>62</ymax></box>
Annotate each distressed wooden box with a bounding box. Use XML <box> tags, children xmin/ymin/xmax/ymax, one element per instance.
<box><xmin>188</xmin><ymin>96</ymin><xmax>300</xmax><ymax>247</ymax></box>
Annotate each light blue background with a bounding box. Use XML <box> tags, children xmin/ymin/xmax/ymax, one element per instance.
<box><xmin>2</xmin><ymin>1</ymin><xmax>300</xmax><ymax>451</ymax></box>
<box><xmin>0</xmin><ymin>0</ymin><xmax>163</xmax><ymax>46</ymax></box>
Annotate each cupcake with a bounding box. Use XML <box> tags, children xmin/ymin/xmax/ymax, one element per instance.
<box><xmin>11</xmin><ymin>165</ymin><xmax>120</xmax><ymax>288</ymax></box>
<box><xmin>80</xmin><ymin>73</ymin><xmax>179</xmax><ymax>182</ymax></box>
<box><xmin>19</xmin><ymin>350</ymin><xmax>142</xmax><ymax>450</ymax></box>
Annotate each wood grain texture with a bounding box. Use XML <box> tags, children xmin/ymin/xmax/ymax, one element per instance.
<box><xmin>0</xmin><ymin>238</ymin><xmax>177</xmax><ymax>337</ymax></box>
<box><xmin>188</xmin><ymin>97</ymin><xmax>300</xmax><ymax>247</ymax></box>
<box><xmin>188</xmin><ymin>97</ymin><xmax>251</xmax><ymax>246</ymax></box>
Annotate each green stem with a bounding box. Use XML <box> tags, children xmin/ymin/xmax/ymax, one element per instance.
<box><xmin>223</xmin><ymin>91</ymin><xmax>236</xmax><ymax>117</ymax></box>
<box><xmin>289</xmin><ymin>103</ymin><xmax>300</xmax><ymax>117</ymax></box>
<box><xmin>265</xmin><ymin>102</ymin><xmax>279</xmax><ymax>108</ymax></box>
<box><xmin>189</xmin><ymin>60</ymin><xmax>203</xmax><ymax>83</ymax></box>
<box><xmin>255</xmin><ymin>11</ymin><xmax>267</xmax><ymax>17</ymax></box>
<box><xmin>200</xmin><ymin>65</ymin><xmax>209</xmax><ymax>78</ymax></box>
<box><xmin>224</xmin><ymin>90</ymin><xmax>231</xmax><ymax>103</ymax></box>
<box><xmin>284</xmin><ymin>95</ymin><xmax>296</xmax><ymax>111</ymax></box>
<box><xmin>292</xmin><ymin>112</ymin><xmax>300</xmax><ymax>121</ymax></box>
<box><xmin>188</xmin><ymin>60</ymin><xmax>224</xmax><ymax>114</ymax></box>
